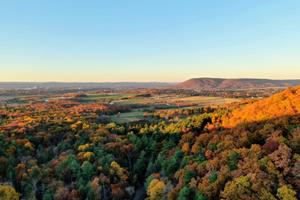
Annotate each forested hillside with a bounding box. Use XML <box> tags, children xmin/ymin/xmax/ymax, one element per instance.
<box><xmin>0</xmin><ymin>87</ymin><xmax>300</xmax><ymax>199</ymax></box>
<box><xmin>223</xmin><ymin>86</ymin><xmax>300</xmax><ymax>127</ymax></box>
<box><xmin>177</xmin><ymin>78</ymin><xmax>300</xmax><ymax>90</ymax></box>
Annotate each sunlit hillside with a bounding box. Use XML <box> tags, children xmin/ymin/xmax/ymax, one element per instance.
<box><xmin>223</xmin><ymin>86</ymin><xmax>300</xmax><ymax>127</ymax></box>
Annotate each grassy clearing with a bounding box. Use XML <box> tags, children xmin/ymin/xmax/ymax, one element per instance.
<box><xmin>77</xmin><ymin>93</ymin><xmax>130</xmax><ymax>103</ymax></box>
<box><xmin>168</xmin><ymin>96</ymin><xmax>239</xmax><ymax>105</ymax></box>
<box><xmin>113</xmin><ymin>95</ymin><xmax>239</xmax><ymax>106</ymax></box>
<box><xmin>86</xmin><ymin>93</ymin><xmax>129</xmax><ymax>100</ymax></box>
<box><xmin>111</xmin><ymin>109</ymin><xmax>145</xmax><ymax>123</ymax></box>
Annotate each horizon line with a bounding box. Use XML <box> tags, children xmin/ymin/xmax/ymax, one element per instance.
<box><xmin>1</xmin><ymin>77</ymin><xmax>300</xmax><ymax>83</ymax></box>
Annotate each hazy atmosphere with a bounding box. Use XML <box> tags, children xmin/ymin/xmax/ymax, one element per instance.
<box><xmin>1</xmin><ymin>0</ymin><xmax>300</xmax><ymax>82</ymax></box>
<box><xmin>1</xmin><ymin>2</ymin><xmax>300</xmax><ymax>200</ymax></box>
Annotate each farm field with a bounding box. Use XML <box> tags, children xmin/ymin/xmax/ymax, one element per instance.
<box><xmin>79</xmin><ymin>93</ymin><xmax>130</xmax><ymax>102</ymax></box>
<box><xmin>82</xmin><ymin>93</ymin><xmax>240</xmax><ymax>106</ymax></box>
<box><xmin>110</xmin><ymin>109</ymin><xmax>145</xmax><ymax>123</ymax></box>
<box><xmin>70</xmin><ymin>93</ymin><xmax>239</xmax><ymax>123</ymax></box>
<box><xmin>164</xmin><ymin>96</ymin><xmax>238</xmax><ymax>106</ymax></box>
<box><xmin>109</xmin><ymin>96</ymin><xmax>239</xmax><ymax>123</ymax></box>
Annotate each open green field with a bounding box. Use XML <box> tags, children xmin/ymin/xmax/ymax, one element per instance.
<box><xmin>111</xmin><ymin>109</ymin><xmax>145</xmax><ymax>123</ymax></box>
<box><xmin>109</xmin><ymin>96</ymin><xmax>239</xmax><ymax>123</ymax></box>
<box><xmin>74</xmin><ymin>93</ymin><xmax>130</xmax><ymax>103</ymax></box>
<box><xmin>112</xmin><ymin>95</ymin><xmax>239</xmax><ymax>107</ymax></box>
<box><xmin>168</xmin><ymin>96</ymin><xmax>238</xmax><ymax>105</ymax></box>
<box><xmin>84</xmin><ymin>93</ymin><xmax>129</xmax><ymax>100</ymax></box>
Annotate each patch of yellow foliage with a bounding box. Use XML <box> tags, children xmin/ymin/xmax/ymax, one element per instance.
<box><xmin>110</xmin><ymin>161</ymin><xmax>128</xmax><ymax>181</ymax></box>
<box><xmin>0</xmin><ymin>184</ymin><xmax>20</xmax><ymax>200</ymax></box>
<box><xmin>82</xmin><ymin>123</ymin><xmax>90</xmax><ymax>130</ymax></box>
<box><xmin>277</xmin><ymin>185</ymin><xmax>297</xmax><ymax>200</ymax></box>
<box><xmin>70</xmin><ymin>121</ymin><xmax>82</xmax><ymax>130</ymax></box>
<box><xmin>24</xmin><ymin>141</ymin><xmax>34</xmax><ymax>150</ymax></box>
<box><xmin>77</xmin><ymin>151</ymin><xmax>94</xmax><ymax>160</ymax></box>
<box><xmin>78</xmin><ymin>143</ymin><xmax>92</xmax><ymax>151</ymax></box>
<box><xmin>147</xmin><ymin>178</ymin><xmax>166</xmax><ymax>200</ymax></box>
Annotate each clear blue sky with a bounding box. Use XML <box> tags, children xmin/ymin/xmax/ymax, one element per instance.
<box><xmin>0</xmin><ymin>0</ymin><xmax>299</xmax><ymax>82</ymax></box>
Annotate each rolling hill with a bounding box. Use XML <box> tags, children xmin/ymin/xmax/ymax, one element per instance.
<box><xmin>223</xmin><ymin>85</ymin><xmax>300</xmax><ymax>127</ymax></box>
<box><xmin>177</xmin><ymin>78</ymin><xmax>300</xmax><ymax>90</ymax></box>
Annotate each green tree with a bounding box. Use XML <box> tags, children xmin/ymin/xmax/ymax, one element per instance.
<box><xmin>209</xmin><ymin>170</ymin><xmax>218</xmax><ymax>183</ymax></box>
<box><xmin>55</xmin><ymin>154</ymin><xmax>80</xmax><ymax>183</ymax></box>
<box><xmin>42</xmin><ymin>189</ymin><xmax>53</xmax><ymax>200</ymax></box>
<box><xmin>81</xmin><ymin>161</ymin><xmax>95</xmax><ymax>181</ymax></box>
<box><xmin>227</xmin><ymin>151</ymin><xmax>240</xmax><ymax>171</ymax></box>
<box><xmin>196</xmin><ymin>192</ymin><xmax>208</xmax><ymax>200</ymax></box>
<box><xmin>177</xmin><ymin>186</ymin><xmax>192</xmax><ymax>200</ymax></box>
<box><xmin>134</xmin><ymin>150</ymin><xmax>147</xmax><ymax>174</ymax></box>
<box><xmin>184</xmin><ymin>170</ymin><xmax>196</xmax><ymax>184</ymax></box>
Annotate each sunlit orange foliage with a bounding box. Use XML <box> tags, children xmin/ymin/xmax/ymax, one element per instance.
<box><xmin>223</xmin><ymin>86</ymin><xmax>300</xmax><ymax>127</ymax></box>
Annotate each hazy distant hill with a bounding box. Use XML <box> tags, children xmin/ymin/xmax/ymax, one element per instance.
<box><xmin>177</xmin><ymin>78</ymin><xmax>300</xmax><ymax>90</ymax></box>
<box><xmin>2</xmin><ymin>78</ymin><xmax>300</xmax><ymax>90</ymax></box>
<box><xmin>0</xmin><ymin>82</ymin><xmax>172</xmax><ymax>90</ymax></box>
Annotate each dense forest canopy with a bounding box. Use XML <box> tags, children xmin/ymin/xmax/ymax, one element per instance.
<box><xmin>0</xmin><ymin>86</ymin><xmax>299</xmax><ymax>200</ymax></box>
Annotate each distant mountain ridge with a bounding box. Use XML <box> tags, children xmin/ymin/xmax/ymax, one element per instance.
<box><xmin>177</xmin><ymin>78</ymin><xmax>300</xmax><ymax>90</ymax></box>
<box><xmin>0</xmin><ymin>82</ymin><xmax>172</xmax><ymax>90</ymax></box>
<box><xmin>2</xmin><ymin>78</ymin><xmax>300</xmax><ymax>90</ymax></box>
